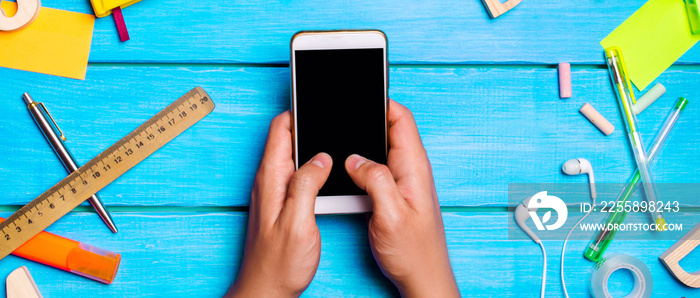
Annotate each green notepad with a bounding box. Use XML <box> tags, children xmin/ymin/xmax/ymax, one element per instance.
<box><xmin>601</xmin><ymin>0</ymin><xmax>700</xmax><ymax>91</ymax></box>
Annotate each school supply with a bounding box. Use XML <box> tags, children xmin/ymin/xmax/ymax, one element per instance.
<box><xmin>0</xmin><ymin>217</ymin><xmax>120</xmax><ymax>284</ymax></box>
<box><xmin>558</xmin><ymin>63</ymin><xmax>572</xmax><ymax>99</ymax></box>
<box><xmin>0</xmin><ymin>2</ymin><xmax>94</xmax><ymax>80</ymax></box>
<box><xmin>686</xmin><ymin>0</ymin><xmax>700</xmax><ymax>34</ymax></box>
<box><xmin>659</xmin><ymin>222</ymin><xmax>700</xmax><ymax>288</ymax></box>
<box><xmin>590</xmin><ymin>255</ymin><xmax>653</xmax><ymax>298</ymax></box>
<box><xmin>23</xmin><ymin>93</ymin><xmax>118</xmax><ymax>233</ymax></box>
<box><xmin>89</xmin><ymin>0</ymin><xmax>142</xmax><ymax>42</ymax></box>
<box><xmin>584</xmin><ymin>97</ymin><xmax>688</xmax><ymax>262</ymax></box>
<box><xmin>0</xmin><ymin>87</ymin><xmax>215</xmax><ymax>260</ymax></box>
<box><xmin>633</xmin><ymin>83</ymin><xmax>665</xmax><ymax>115</ymax></box>
<box><xmin>6</xmin><ymin>266</ymin><xmax>42</xmax><ymax>298</ymax></box>
<box><xmin>560</xmin><ymin>158</ymin><xmax>596</xmax><ymax>298</ymax></box>
<box><xmin>480</xmin><ymin>0</ymin><xmax>521</xmax><ymax>19</ymax></box>
<box><xmin>0</xmin><ymin>0</ymin><xmax>40</xmax><ymax>31</ymax></box>
<box><xmin>579</xmin><ymin>103</ymin><xmax>615</xmax><ymax>136</ymax></box>
<box><xmin>600</xmin><ymin>0</ymin><xmax>700</xmax><ymax>90</ymax></box>
<box><xmin>605</xmin><ymin>47</ymin><xmax>666</xmax><ymax>229</ymax></box>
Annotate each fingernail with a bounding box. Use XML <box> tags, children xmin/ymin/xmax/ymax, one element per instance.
<box><xmin>310</xmin><ymin>153</ymin><xmax>330</xmax><ymax>169</ymax></box>
<box><xmin>347</xmin><ymin>154</ymin><xmax>367</xmax><ymax>171</ymax></box>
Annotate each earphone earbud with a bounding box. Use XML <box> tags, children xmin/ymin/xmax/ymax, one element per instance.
<box><xmin>562</xmin><ymin>158</ymin><xmax>596</xmax><ymax>199</ymax></box>
<box><xmin>515</xmin><ymin>197</ymin><xmax>541</xmax><ymax>244</ymax></box>
<box><xmin>560</xmin><ymin>158</ymin><xmax>598</xmax><ymax>298</ymax></box>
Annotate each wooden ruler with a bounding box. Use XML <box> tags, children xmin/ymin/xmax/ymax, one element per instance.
<box><xmin>0</xmin><ymin>87</ymin><xmax>215</xmax><ymax>259</ymax></box>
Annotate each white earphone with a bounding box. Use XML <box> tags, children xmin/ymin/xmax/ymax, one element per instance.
<box><xmin>515</xmin><ymin>196</ymin><xmax>546</xmax><ymax>298</ymax></box>
<box><xmin>560</xmin><ymin>158</ymin><xmax>597</xmax><ymax>298</ymax></box>
<box><xmin>562</xmin><ymin>158</ymin><xmax>596</xmax><ymax>199</ymax></box>
<box><xmin>514</xmin><ymin>158</ymin><xmax>598</xmax><ymax>298</ymax></box>
<box><xmin>515</xmin><ymin>197</ymin><xmax>541</xmax><ymax>244</ymax></box>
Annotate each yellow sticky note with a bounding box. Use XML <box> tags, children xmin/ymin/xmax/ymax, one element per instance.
<box><xmin>601</xmin><ymin>0</ymin><xmax>700</xmax><ymax>91</ymax></box>
<box><xmin>0</xmin><ymin>2</ymin><xmax>95</xmax><ymax>80</ymax></box>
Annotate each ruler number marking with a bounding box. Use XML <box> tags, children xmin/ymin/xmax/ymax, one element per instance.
<box><xmin>0</xmin><ymin>87</ymin><xmax>213</xmax><ymax>258</ymax></box>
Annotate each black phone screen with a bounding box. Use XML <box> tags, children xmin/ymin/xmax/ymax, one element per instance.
<box><xmin>294</xmin><ymin>48</ymin><xmax>387</xmax><ymax>196</ymax></box>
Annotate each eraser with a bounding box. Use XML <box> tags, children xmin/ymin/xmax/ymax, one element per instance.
<box><xmin>633</xmin><ymin>83</ymin><xmax>665</xmax><ymax>115</ymax></box>
<box><xmin>580</xmin><ymin>103</ymin><xmax>614</xmax><ymax>136</ymax></box>
<box><xmin>558</xmin><ymin>62</ymin><xmax>572</xmax><ymax>99</ymax></box>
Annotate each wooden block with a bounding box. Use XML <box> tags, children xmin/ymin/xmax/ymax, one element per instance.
<box><xmin>659</xmin><ymin>222</ymin><xmax>700</xmax><ymax>288</ymax></box>
<box><xmin>0</xmin><ymin>0</ymin><xmax>41</xmax><ymax>31</ymax></box>
<box><xmin>481</xmin><ymin>0</ymin><xmax>522</xmax><ymax>18</ymax></box>
<box><xmin>6</xmin><ymin>266</ymin><xmax>43</xmax><ymax>298</ymax></box>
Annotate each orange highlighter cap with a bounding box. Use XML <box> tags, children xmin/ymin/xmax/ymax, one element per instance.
<box><xmin>68</xmin><ymin>243</ymin><xmax>121</xmax><ymax>284</ymax></box>
<box><xmin>3</xmin><ymin>217</ymin><xmax>121</xmax><ymax>284</ymax></box>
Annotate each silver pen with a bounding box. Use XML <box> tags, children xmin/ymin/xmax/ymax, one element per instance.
<box><xmin>23</xmin><ymin>93</ymin><xmax>118</xmax><ymax>233</ymax></box>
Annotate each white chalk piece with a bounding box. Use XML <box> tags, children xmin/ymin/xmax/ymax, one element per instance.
<box><xmin>633</xmin><ymin>83</ymin><xmax>666</xmax><ymax>115</ymax></box>
<box><xmin>580</xmin><ymin>103</ymin><xmax>615</xmax><ymax>135</ymax></box>
<box><xmin>558</xmin><ymin>62</ymin><xmax>572</xmax><ymax>98</ymax></box>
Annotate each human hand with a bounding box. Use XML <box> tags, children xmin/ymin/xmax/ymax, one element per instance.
<box><xmin>226</xmin><ymin>111</ymin><xmax>332</xmax><ymax>298</ymax></box>
<box><xmin>345</xmin><ymin>100</ymin><xmax>460</xmax><ymax>298</ymax></box>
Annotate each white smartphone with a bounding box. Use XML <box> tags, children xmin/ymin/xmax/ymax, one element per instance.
<box><xmin>290</xmin><ymin>30</ymin><xmax>389</xmax><ymax>214</ymax></box>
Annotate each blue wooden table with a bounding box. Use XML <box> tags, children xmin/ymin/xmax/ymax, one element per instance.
<box><xmin>1</xmin><ymin>0</ymin><xmax>699</xmax><ymax>296</ymax></box>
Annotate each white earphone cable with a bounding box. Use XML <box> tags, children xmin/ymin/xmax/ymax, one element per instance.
<box><xmin>539</xmin><ymin>241</ymin><xmax>547</xmax><ymax>298</ymax></box>
<box><xmin>561</xmin><ymin>194</ymin><xmax>596</xmax><ymax>298</ymax></box>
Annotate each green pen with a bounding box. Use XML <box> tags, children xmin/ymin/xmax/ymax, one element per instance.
<box><xmin>584</xmin><ymin>97</ymin><xmax>689</xmax><ymax>262</ymax></box>
<box><xmin>685</xmin><ymin>0</ymin><xmax>700</xmax><ymax>34</ymax></box>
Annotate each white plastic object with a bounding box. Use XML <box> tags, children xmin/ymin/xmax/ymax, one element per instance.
<box><xmin>561</xmin><ymin>158</ymin><xmax>596</xmax><ymax>199</ymax></box>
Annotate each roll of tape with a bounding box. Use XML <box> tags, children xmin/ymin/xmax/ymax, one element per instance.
<box><xmin>590</xmin><ymin>255</ymin><xmax>653</xmax><ymax>298</ymax></box>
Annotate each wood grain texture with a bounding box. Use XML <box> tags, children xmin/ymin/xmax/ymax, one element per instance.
<box><xmin>17</xmin><ymin>0</ymin><xmax>700</xmax><ymax>64</ymax></box>
<box><xmin>659</xmin><ymin>222</ymin><xmax>700</xmax><ymax>288</ymax></box>
<box><xmin>0</xmin><ymin>87</ymin><xmax>214</xmax><ymax>259</ymax></box>
<box><xmin>6</xmin><ymin>266</ymin><xmax>42</xmax><ymax>298</ymax></box>
<box><xmin>1</xmin><ymin>66</ymin><xmax>699</xmax><ymax>207</ymax></box>
<box><xmin>0</xmin><ymin>212</ymin><xmax>696</xmax><ymax>297</ymax></box>
<box><xmin>2</xmin><ymin>1</ymin><xmax>699</xmax><ymax>297</ymax></box>
<box><xmin>481</xmin><ymin>0</ymin><xmax>521</xmax><ymax>19</ymax></box>
<box><xmin>0</xmin><ymin>0</ymin><xmax>41</xmax><ymax>31</ymax></box>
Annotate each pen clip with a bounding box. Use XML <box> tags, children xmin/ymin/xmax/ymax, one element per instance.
<box><xmin>608</xmin><ymin>47</ymin><xmax>636</xmax><ymax>104</ymax></box>
<box><xmin>38</xmin><ymin>102</ymin><xmax>67</xmax><ymax>141</ymax></box>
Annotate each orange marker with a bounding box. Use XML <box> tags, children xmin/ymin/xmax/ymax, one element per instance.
<box><xmin>0</xmin><ymin>217</ymin><xmax>120</xmax><ymax>284</ymax></box>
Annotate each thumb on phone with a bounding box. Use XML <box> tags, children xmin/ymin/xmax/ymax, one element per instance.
<box><xmin>345</xmin><ymin>154</ymin><xmax>405</xmax><ymax>212</ymax></box>
<box><xmin>281</xmin><ymin>153</ymin><xmax>332</xmax><ymax>220</ymax></box>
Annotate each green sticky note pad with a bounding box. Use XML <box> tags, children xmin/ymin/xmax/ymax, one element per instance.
<box><xmin>601</xmin><ymin>0</ymin><xmax>700</xmax><ymax>91</ymax></box>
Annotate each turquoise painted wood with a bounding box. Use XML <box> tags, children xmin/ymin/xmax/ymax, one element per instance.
<box><xmin>1</xmin><ymin>0</ymin><xmax>699</xmax><ymax>297</ymax></box>
<box><xmin>19</xmin><ymin>0</ymin><xmax>700</xmax><ymax>64</ymax></box>
<box><xmin>1</xmin><ymin>66</ymin><xmax>699</xmax><ymax>207</ymax></box>
<box><xmin>0</xmin><ymin>212</ymin><xmax>697</xmax><ymax>297</ymax></box>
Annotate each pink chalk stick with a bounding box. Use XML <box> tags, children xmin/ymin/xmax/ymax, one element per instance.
<box><xmin>558</xmin><ymin>62</ymin><xmax>571</xmax><ymax>98</ymax></box>
<box><xmin>113</xmin><ymin>7</ymin><xmax>130</xmax><ymax>42</ymax></box>
<box><xmin>580</xmin><ymin>103</ymin><xmax>614</xmax><ymax>136</ymax></box>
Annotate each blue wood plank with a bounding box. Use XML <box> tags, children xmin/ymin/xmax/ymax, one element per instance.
<box><xmin>0</xmin><ymin>212</ymin><xmax>696</xmax><ymax>297</ymax></box>
<box><xmin>1</xmin><ymin>65</ymin><xmax>699</xmax><ymax>207</ymax></box>
<box><xmin>20</xmin><ymin>0</ymin><xmax>700</xmax><ymax>64</ymax></box>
